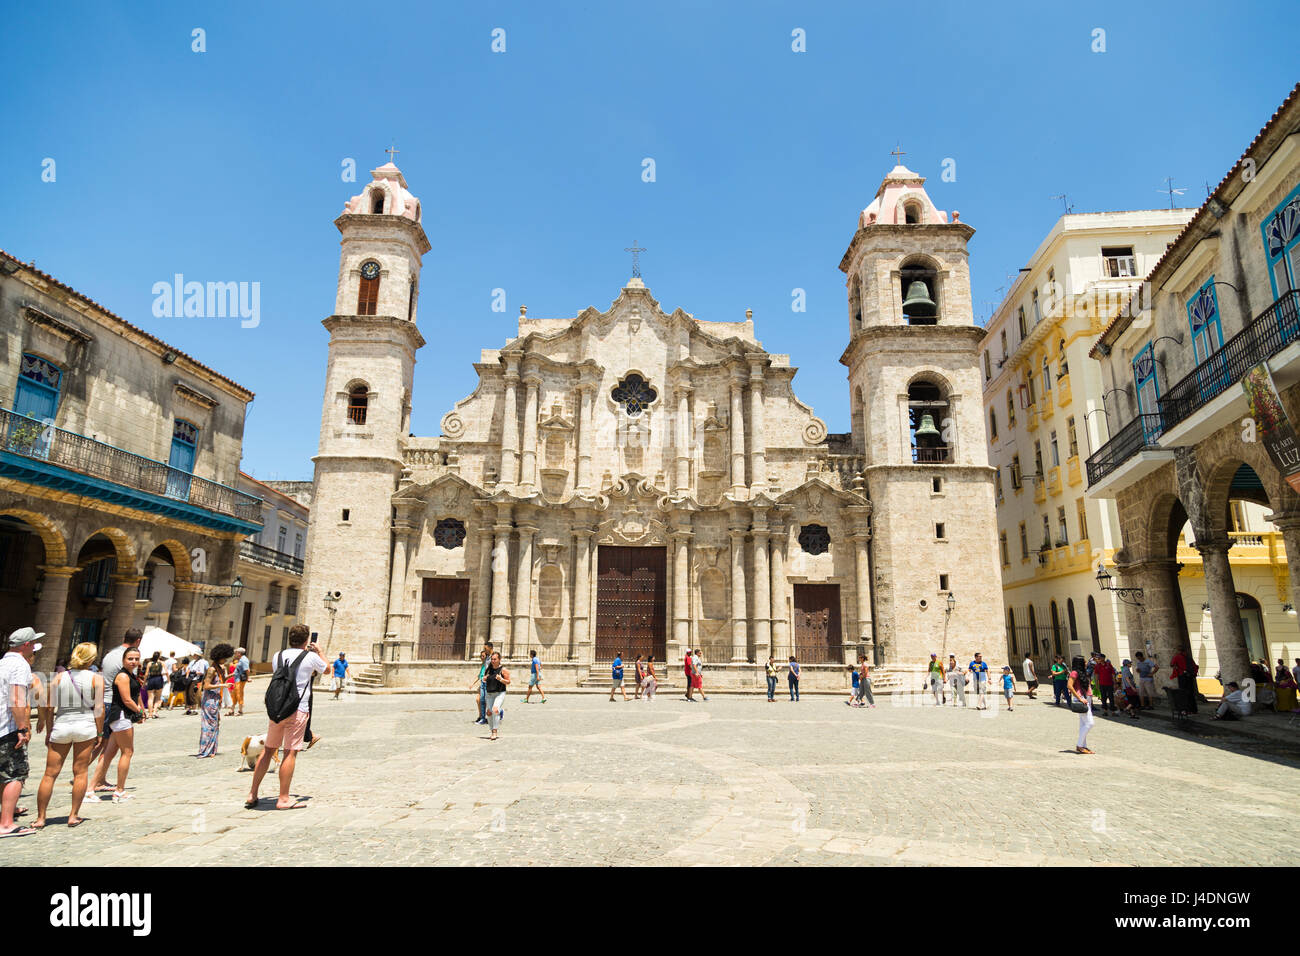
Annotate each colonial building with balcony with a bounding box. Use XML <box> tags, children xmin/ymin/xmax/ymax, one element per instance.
<box><xmin>207</xmin><ymin>474</ymin><xmax>309</xmax><ymax>663</ymax></box>
<box><xmin>980</xmin><ymin>209</ymin><xmax>1192</xmax><ymax>672</ymax></box>
<box><xmin>1088</xmin><ymin>83</ymin><xmax>1300</xmax><ymax>684</ymax></box>
<box><xmin>0</xmin><ymin>250</ymin><xmax>261</xmax><ymax>670</ymax></box>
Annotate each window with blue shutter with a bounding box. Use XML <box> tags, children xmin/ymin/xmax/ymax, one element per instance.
<box><xmin>14</xmin><ymin>354</ymin><xmax>61</xmax><ymax>422</ymax></box>
<box><xmin>1132</xmin><ymin>343</ymin><xmax>1162</xmax><ymax>443</ymax></box>
<box><xmin>166</xmin><ymin>419</ymin><xmax>198</xmax><ymax>500</ymax></box>
<box><xmin>1261</xmin><ymin>183</ymin><xmax>1300</xmax><ymax>299</ymax></box>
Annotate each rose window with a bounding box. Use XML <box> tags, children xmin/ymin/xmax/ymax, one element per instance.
<box><xmin>611</xmin><ymin>373</ymin><xmax>657</xmax><ymax>416</ymax></box>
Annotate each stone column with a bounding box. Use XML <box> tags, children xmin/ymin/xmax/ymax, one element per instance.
<box><xmin>747</xmin><ymin>354</ymin><xmax>767</xmax><ymax>491</ymax></box>
<box><xmin>499</xmin><ymin>351</ymin><xmax>523</xmax><ymax>489</ymax></box>
<box><xmin>575</xmin><ymin>378</ymin><xmax>596</xmax><ymax>494</ymax></box>
<box><xmin>385</xmin><ymin>523</ymin><xmax>413</xmax><ymax>647</ymax></box>
<box><xmin>571</xmin><ymin>525</ymin><xmax>593</xmax><ymax>664</ymax></box>
<box><xmin>489</xmin><ymin>510</ymin><xmax>514</xmax><ymax>646</ymax></box>
<box><xmin>769</xmin><ymin>521</ymin><xmax>788</xmax><ymax>660</ymax></box>
<box><xmin>1196</xmin><ymin>535</ymin><xmax>1251</xmax><ymax>685</ymax></box>
<box><xmin>751</xmin><ymin>513</ymin><xmax>771</xmax><ymax>662</ymax></box>
<box><xmin>166</xmin><ymin>581</ymin><xmax>200</xmax><ymax>645</ymax></box>
<box><xmin>33</xmin><ymin>566</ymin><xmax>75</xmax><ymax>672</ymax></box>
<box><xmin>512</xmin><ymin>519</ymin><xmax>537</xmax><ymax>656</ymax></box>
<box><xmin>729</xmin><ymin>514</ymin><xmax>748</xmax><ymax>661</ymax></box>
<box><xmin>105</xmin><ymin>573</ymin><xmax>141</xmax><ymax>644</ymax></box>
<box><xmin>475</xmin><ymin>527</ymin><xmax>494</xmax><ymax>655</ymax></box>
<box><xmin>1267</xmin><ymin>512</ymin><xmax>1300</xmax><ymax>636</ymax></box>
<box><xmin>847</xmin><ymin>505</ymin><xmax>874</xmax><ymax>663</ymax></box>
<box><xmin>1116</xmin><ymin>558</ymin><xmax>1187</xmax><ymax>669</ymax></box>
<box><xmin>674</xmin><ymin>384</ymin><xmax>692</xmax><ymax>495</ymax></box>
<box><xmin>729</xmin><ymin>370</ymin><xmax>747</xmax><ymax>497</ymax></box>
<box><xmin>519</xmin><ymin>370</ymin><xmax>542</xmax><ymax>493</ymax></box>
<box><xmin>671</xmin><ymin>523</ymin><xmax>692</xmax><ymax>664</ymax></box>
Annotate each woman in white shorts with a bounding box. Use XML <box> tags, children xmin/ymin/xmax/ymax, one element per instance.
<box><xmin>105</xmin><ymin>647</ymin><xmax>145</xmax><ymax>802</ymax></box>
<box><xmin>34</xmin><ymin>642</ymin><xmax>104</xmax><ymax>828</ymax></box>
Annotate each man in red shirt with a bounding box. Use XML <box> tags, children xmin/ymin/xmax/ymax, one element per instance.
<box><xmin>683</xmin><ymin>650</ymin><xmax>695</xmax><ymax>702</ymax></box>
<box><xmin>1095</xmin><ymin>654</ymin><xmax>1116</xmax><ymax>715</ymax></box>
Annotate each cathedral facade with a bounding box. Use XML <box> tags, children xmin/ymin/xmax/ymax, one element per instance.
<box><xmin>301</xmin><ymin>161</ymin><xmax>1002</xmax><ymax>685</ymax></box>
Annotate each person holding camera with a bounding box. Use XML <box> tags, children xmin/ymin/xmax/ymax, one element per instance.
<box><xmin>246</xmin><ymin>625</ymin><xmax>326</xmax><ymax>810</ymax></box>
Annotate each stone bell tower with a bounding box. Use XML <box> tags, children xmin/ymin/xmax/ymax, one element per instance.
<box><xmin>838</xmin><ymin>164</ymin><xmax>1002</xmax><ymax>665</ymax></box>
<box><xmin>300</xmin><ymin>161</ymin><xmax>430</xmax><ymax>660</ymax></box>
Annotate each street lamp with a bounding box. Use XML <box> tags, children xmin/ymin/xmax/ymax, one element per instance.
<box><xmin>1096</xmin><ymin>562</ymin><xmax>1143</xmax><ymax>608</ymax></box>
<box><xmin>945</xmin><ymin>591</ymin><xmax>956</xmax><ymax>616</ymax></box>
<box><xmin>322</xmin><ymin>590</ymin><xmax>341</xmax><ymax>654</ymax></box>
<box><xmin>204</xmin><ymin>575</ymin><xmax>245</xmax><ymax>610</ymax></box>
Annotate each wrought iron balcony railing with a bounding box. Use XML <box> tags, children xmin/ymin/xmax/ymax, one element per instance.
<box><xmin>1085</xmin><ymin>414</ymin><xmax>1165</xmax><ymax>487</ymax></box>
<box><xmin>239</xmin><ymin>540</ymin><xmax>304</xmax><ymax>575</ymax></box>
<box><xmin>0</xmin><ymin>408</ymin><xmax>262</xmax><ymax>524</ymax></box>
<box><xmin>1159</xmin><ymin>289</ymin><xmax>1300</xmax><ymax>431</ymax></box>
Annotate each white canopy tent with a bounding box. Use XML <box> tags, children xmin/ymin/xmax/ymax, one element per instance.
<box><xmin>139</xmin><ymin>625</ymin><xmax>203</xmax><ymax>659</ymax></box>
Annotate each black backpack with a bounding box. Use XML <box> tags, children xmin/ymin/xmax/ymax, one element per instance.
<box><xmin>265</xmin><ymin>650</ymin><xmax>310</xmax><ymax>722</ymax></box>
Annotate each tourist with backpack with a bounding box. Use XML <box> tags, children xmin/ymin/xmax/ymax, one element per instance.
<box><xmin>244</xmin><ymin>625</ymin><xmax>326</xmax><ymax>810</ymax></box>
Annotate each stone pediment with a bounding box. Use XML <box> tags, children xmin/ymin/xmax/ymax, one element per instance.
<box><xmin>393</xmin><ymin>472</ymin><xmax>482</xmax><ymax>511</ymax></box>
<box><xmin>777</xmin><ymin>477</ymin><xmax>870</xmax><ymax>511</ymax></box>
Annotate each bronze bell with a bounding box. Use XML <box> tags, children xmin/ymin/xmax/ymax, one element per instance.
<box><xmin>915</xmin><ymin>413</ymin><xmax>941</xmax><ymax>440</ymax></box>
<box><xmin>902</xmin><ymin>280</ymin><xmax>937</xmax><ymax>317</ymax></box>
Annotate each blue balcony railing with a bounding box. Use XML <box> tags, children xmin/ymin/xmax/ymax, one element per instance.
<box><xmin>1159</xmin><ymin>290</ymin><xmax>1300</xmax><ymax>431</ymax></box>
<box><xmin>1085</xmin><ymin>414</ymin><xmax>1165</xmax><ymax>487</ymax></box>
<box><xmin>0</xmin><ymin>408</ymin><xmax>262</xmax><ymax>524</ymax></box>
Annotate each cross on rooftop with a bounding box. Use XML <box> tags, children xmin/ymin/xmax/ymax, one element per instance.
<box><xmin>624</xmin><ymin>240</ymin><xmax>647</xmax><ymax>278</ymax></box>
<box><xmin>890</xmin><ymin>144</ymin><xmax>906</xmax><ymax>164</ymax></box>
<box><xmin>385</xmin><ymin>142</ymin><xmax>400</xmax><ymax>164</ymax></box>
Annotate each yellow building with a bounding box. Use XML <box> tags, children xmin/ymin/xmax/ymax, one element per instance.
<box><xmin>980</xmin><ymin>210</ymin><xmax>1192</xmax><ymax>672</ymax></box>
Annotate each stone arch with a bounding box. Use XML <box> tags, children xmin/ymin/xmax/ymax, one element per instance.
<box><xmin>75</xmin><ymin>527</ymin><xmax>137</xmax><ymax>574</ymax></box>
<box><xmin>0</xmin><ymin>509</ymin><xmax>68</xmax><ymax>567</ymax></box>
<box><xmin>899</xmin><ymin>254</ymin><xmax>940</xmax><ymax>325</ymax></box>
<box><xmin>1145</xmin><ymin>491</ymin><xmax>1190</xmax><ymax>561</ymax></box>
<box><xmin>1201</xmin><ymin>456</ymin><xmax>1290</xmax><ymax>537</ymax></box>
<box><xmin>148</xmin><ymin>538</ymin><xmax>193</xmax><ymax>583</ymax></box>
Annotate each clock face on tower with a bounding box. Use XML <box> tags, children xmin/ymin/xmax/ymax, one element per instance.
<box><xmin>360</xmin><ymin>261</ymin><xmax>380</xmax><ymax>280</ymax></box>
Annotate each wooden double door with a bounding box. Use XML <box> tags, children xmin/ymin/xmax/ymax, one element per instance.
<box><xmin>792</xmin><ymin>583</ymin><xmax>842</xmax><ymax>663</ymax></box>
<box><xmin>419</xmin><ymin>578</ymin><xmax>469</xmax><ymax>660</ymax></box>
<box><xmin>595</xmin><ymin>546</ymin><xmax>666</xmax><ymax>663</ymax></box>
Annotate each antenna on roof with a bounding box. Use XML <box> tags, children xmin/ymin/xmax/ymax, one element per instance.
<box><xmin>1158</xmin><ymin>176</ymin><xmax>1187</xmax><ymax>209</ymax></box>
<box><xmin>1049</xmin><ymin>193</ymin><xmax>1074</xmax><ymax>214</ymax></box>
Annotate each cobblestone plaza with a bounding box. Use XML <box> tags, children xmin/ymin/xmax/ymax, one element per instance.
<box><xmin>9</xmin><ymin>691</ymin><xmax>1298</xmax><ymax>867</ymax></box>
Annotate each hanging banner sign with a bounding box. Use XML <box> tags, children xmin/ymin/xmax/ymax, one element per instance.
<box><xmin>1241</xmin><ymin>362</ymin><xmax>1300</xmax><ymax>493</ymax></box>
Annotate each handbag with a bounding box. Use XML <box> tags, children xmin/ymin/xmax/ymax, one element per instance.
<box><xmin>1069</xmin><ymin>699</ymin><xmax>1089</xmax><ymax>714</ymax></box>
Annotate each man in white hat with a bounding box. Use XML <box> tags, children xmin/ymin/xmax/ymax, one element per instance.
<box><xmin>0</xmin><ymin>627</ymin><xmax>42</xmax><ymax>838</ymax></box>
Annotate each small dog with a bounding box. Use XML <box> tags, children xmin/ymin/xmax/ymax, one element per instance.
<box><xmin>238</xmin><ymin>734</ymin><xmax>281</xmax><ymax>772</ymax></box>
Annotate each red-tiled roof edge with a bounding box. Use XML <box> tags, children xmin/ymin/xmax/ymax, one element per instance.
<box><xmin>1090</xmin><ymin>81</ymin><xmax>1300</xmax><ymax>359</ymax></box>
<box><xmin>238</xmin><ymin>471</ymin><xmax>310</xmax><ymax>511</ymax></box>
<box><xmin>0</xmin><ymin>249</ymin><xmax>256</xmax><ymax>400</ymax></box>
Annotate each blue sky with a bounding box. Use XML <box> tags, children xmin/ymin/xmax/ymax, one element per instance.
<box><xmin>2</xmin><ymin>1</ymin><xmax>1297</xmax><ymax>481</ymax></box>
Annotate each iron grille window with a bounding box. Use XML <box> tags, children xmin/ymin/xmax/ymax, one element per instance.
<box><xmin>285</xmin><ymin>587</ymin><xmax>299</xmax><ymax>616</ymax></box>
<box><xmin>267</xmin><ymin>583</ymin><xmax>282</xmax><ymax>614</ymax></box>
<box><xmin>434</xmin><ymin>517</ymin><xmax>467</xmax><ymax>549</ymax></box>
<box><xmin>798</xmin><ymin>524</ymin><xmax>830</xmax><ymax>555</ymax></box>
<box><xmin>611</xmin><ymin>373</ymin><xmax>657</xmax><ymax>416</ymax></box>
